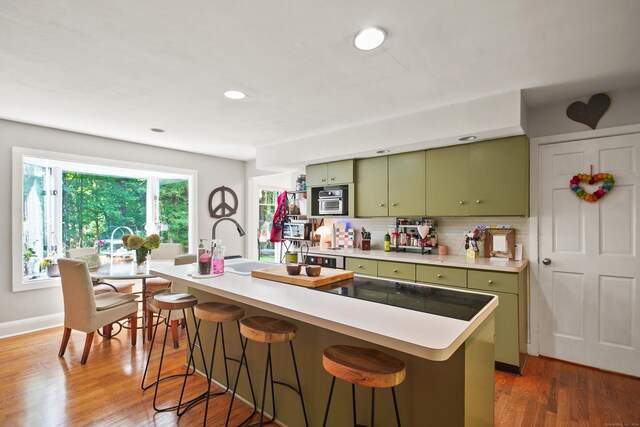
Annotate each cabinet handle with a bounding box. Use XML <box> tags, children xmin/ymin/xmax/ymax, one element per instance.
<box><xmin>437</xmin><ymin>274</ymin><xmax>443</xmax><ymax>278</ymax></box>
<box><xmin>358</xmin><ymin>265</ymin><xmax>363</xmax><ymax>268</ymax></box>
<box><xmin>391</xmin><ymin>203</ymin><xmax>397</xmax><ymax>206</ymax></box>
<box><xmin>330</xmin><ymin>177</ymin><xmax>335</xmax><ymax>181</ymax></box>
<box><xmin>488</xmin><ymin>280</ymin><xmax>494</xmax><ymax>285</ymax></box>
<box><xmin>393</xmin><ymin>269</ymin><xmax>399</xmax><ymax>272</ymax></box>
<box><xmin>379</xmin><ymin>203</ymin><xmax>385</xmax><ymax>207</ymax></box>
<box><xmin>459</xmin><ymin>201</ymin><xmax>465</xmax><ymax>205</ymax></box>
<box><xmin>321</xmin><ymin>178</ymin><xmax>326</xmax><ymax>182</ymax></box>
<box><xmin>476</xmin><ymin>200</ymin><xmax>481</xmax><ymax>204</ymax></box>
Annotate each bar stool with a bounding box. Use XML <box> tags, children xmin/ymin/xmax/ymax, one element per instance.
<box><xmin>226</xmin><ymin>316</ymin><xmax>309</xmax><ymax>427</ymax></box>
<box><xmin>141</xmin><ymin>292</ymin><xmax>207</xmax><ymax>413</ymax></box>
<box><xmin>177</xmin><ymin>302</ymin><xmax>257</xmax><ymax>425</ymax></box>
<box><xmin>322</xmin><ymin>345</ymin><xmax>406</xmax><ymax>427</ymax></box>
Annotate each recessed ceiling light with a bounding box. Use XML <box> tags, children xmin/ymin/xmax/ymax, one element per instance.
<box><xmin>354</xmin><ymin>27</ymin><xmax>387</xmax><ymax>51</ymax></box>
<box><xmin>459</xmin><ymin>136</ymin><xmax>477</xmax><ymax>142</ymax></box>
<box><xmin>150</xmin><ymin>128</ymin><xmax>165</xmax><ymax>133</ymax></box>
<box><xmin>376</xmin><ymin>149</ymin><xmax>390</xmax><ymax>154</ymax></box>
<box><xmin>224</xmin><ymin>90</ymin><xmax>246</xmax><ymax>100</ymax></box>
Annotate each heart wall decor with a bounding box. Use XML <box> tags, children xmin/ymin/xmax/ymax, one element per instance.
<box><xmin>570</xmin><ymin>173</ymin><xmax>615</xmax><ymax>202</ymax></box>
<box><xmin>566</xmin><ymin>93</ymin><xmax>610</xmax><ymax>130</ymax></box>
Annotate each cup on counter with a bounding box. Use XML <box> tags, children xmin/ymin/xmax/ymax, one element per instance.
<box><xmin>438</xmin><ymin>245</ymin><xmax>449</xmax><ymax>256</ymax></box>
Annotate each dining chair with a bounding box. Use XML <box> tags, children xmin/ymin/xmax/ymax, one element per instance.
<box><xmin>57</xmin><ymin>258</ymin><xmax>139</xmax><ymax>365</ymax></box>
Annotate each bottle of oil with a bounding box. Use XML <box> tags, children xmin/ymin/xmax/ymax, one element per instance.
<box><xmin>384</xmin><ymin>231</ymin><xmax>391</xmax><ymax>252</ymax></box>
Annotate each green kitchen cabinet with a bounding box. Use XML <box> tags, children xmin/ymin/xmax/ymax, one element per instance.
<box><xmin>481</xmin><ymin>290</ymin><xmax>519</xmax><ymax>367</ymax></box>
<box><xmin>306</xmin><ymin>163</ymin><xmax>328</xmax><ymax>186</ymax></box>
<box><xmin>355</xmin><ymin>157</ymin><xmax>389</xmax><ymax>217</ymax></box>
<box><xmin>388</xmin><ymin>151</ymin><xmax>426</xmax><ymax>216</ymax></box>
<box><xmin>345</xmin><ymin>257</ymin><xmax>378</xmax><ymax>277</ymax></box>
<box><xmin>469</xmin><ymin>135</ymin><xmax>529</xmax><ymax>216</ymax></box>
<box><xmin>306</xmin><ymin>160</ymin><xmax>354</xmax><ymax>186</ymax></box>
<box><xmin>377</xmin><ymin>261</ymin><xmax>416</xmax><ymax>282</ymax></box>
<box><xmin>425</xmin><ymin>144</ymin><xmax>470</xmax><ymax>216</ymax></box>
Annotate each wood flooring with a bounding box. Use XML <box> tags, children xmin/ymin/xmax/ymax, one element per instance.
<box><xmin>0</xmin><ymin>326</ymin><xmax>638</xmax><ymax>426</ymax></box>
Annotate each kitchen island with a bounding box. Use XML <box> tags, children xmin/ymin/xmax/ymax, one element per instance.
<box><xmin>152</xmin><ymin>263</ymin><xmax>498</xmax><ymax>426</ymax></box>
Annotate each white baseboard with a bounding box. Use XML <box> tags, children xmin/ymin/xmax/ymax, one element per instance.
<box><xmin>0</xmin><ymin>313</ymin><xmax>64</xmax><ymax>339</ymax></box>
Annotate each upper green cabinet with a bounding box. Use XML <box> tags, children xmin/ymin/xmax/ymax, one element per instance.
<box><xmin>426</xmin><ymin>135</ymin><xmax>529</xmax><ymax>217</ymax></box>
<box><xmin>355</xmin><ymin>157</ymin><xmax>388</xmax><ymax>217</ymax></box>
<box><xmin>388</xmin><ymin>152</ymin><xmax>426</xmax><ymax>216</ymax></box>
<box><xmin>425</xmin><ymin>144</ymin><xmax>470</xmax><ymax>216</ymax></box>
<box><xmin>468</xmin><ymin>136</ymin><xmax>529</xmax><ymax>216</ymax></box>
<box><xmin>306</xmin><ymin>160</ymin><xmax>354</xmax><ymax>186</ymax></box>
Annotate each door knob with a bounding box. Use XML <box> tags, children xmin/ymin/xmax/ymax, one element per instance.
<box><xmin>542</xmin><ymin>258</ymin><xmax>552</xmax><ymax>266</ymax></box>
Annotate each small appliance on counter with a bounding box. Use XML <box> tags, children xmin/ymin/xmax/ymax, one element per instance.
<box><xmin>305</xmin><ymin>253</ymin><xmax>345</xmax><ymax>269</ymax></box>
<box><xmin>282</xmin><ymin>220</ymin><xmax>312</xmax><ymax>240</ymax></box>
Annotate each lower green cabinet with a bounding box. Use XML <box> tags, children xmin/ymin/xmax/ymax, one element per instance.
<box><xmin>346</xmin><ymin>255</ymin><xmax>528</xmax><ymax>374</ymax></box>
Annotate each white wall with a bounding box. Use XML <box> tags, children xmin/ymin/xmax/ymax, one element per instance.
<box><xmin>0</xmin><ymin>119</ymin><xmax>245</xmax><ymax>331</ymax></box>
<box><xmin>528</xmin><ymin>86</ymin><xmax>640</xmax><ymax>137</ymax></box>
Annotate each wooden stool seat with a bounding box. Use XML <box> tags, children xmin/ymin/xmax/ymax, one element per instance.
<box><xmin>152</xmin><ymin>293</ymin><xmax>198</xmax><ymax>311</ymax></box>
<box><xmin>145</xmin><ymin>277</ymin><xmax>172</xmax><ymax>290</ymax></box>
<box><xmin>323</xmin><ymin>345</ymin><xmax>406</xmax><ymax>388</ymax></box>
<box><xmin>240</xmin><ymin>316</ymin><xmax>297</xmax><ymax>344</ymax></box>
<box><xmin>194</xmin><ymin>302</ymin><xmax>244</xmax><ymax>323</ymax></box>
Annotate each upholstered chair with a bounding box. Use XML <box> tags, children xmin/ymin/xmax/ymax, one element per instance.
<box><xmin>57</xmin><ymin>258</ymin><xmax>139</xmax><ymax>365</ymax></box>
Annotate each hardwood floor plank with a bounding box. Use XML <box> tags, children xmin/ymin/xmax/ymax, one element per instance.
<box><xmin>1</xmin><ymin>327</ymin><xmax>639</xmax><ymax>426</ymax></box>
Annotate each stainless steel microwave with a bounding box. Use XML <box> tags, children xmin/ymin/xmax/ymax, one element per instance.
<box><xmin>318</xmin><ymin>186</ymin><xmax>348</xmax><ymax>216</ymax></box>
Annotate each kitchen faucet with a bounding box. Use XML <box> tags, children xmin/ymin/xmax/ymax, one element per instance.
<box><xmin>211</xmin><ymin>217</ymin><xmax>246</xmax><ymax>240</ymax></box>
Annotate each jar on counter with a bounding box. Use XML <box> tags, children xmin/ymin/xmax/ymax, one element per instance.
<box><xmin>391</xmin><ymin>232</ymin><xmax>398</xmax><ymax>246</ymax></box>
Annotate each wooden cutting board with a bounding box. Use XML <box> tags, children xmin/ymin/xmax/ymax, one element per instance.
<box><xmin>251</xmin><ymin>266</ymin><xmax>354</xmax><ymax>288</ymax></box>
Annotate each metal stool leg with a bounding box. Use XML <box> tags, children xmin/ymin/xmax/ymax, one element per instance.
<box><xmin>289</xmin><ymin>341</ymin><xmax>309</xmax><ymax>427</ymax></box>
<box><xmin>352</xmin><ymin>384</ymin><xmax>357</xmax><ymax>427</ymax></box>
<box><xmin>391</xmin><ymin>387</ymin><xmax>402</xmax><ymax>427</ymax></box>
<box><xmin>370</xmin><ymin>388</ymin><xmax>375</xmax><ymax>427</ymax></box>
<box><xmin>258</xmin><ymin>343</ymin><xmax>273</xmax><ymax>426</ymax></box>
<box><xmin>226</xmin><ymin>336</ymin><xmax>250</xmax><ymax>427</ymax></box>
<box><xmin>322</xmin><ymin>376</ymin><xmax>336</xmax><ymax>427</ymax></box>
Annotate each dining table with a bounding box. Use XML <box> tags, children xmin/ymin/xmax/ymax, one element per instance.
<box><xmin>91</xmin><ymin>261</ymin><xmax>164</xmax><ymax>343</ymax></box>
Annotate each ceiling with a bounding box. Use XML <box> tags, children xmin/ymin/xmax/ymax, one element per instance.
<box><xmin>1</xmin><ymin>1</ymin><xmax>639</xmax><ymax>161</ymax></box>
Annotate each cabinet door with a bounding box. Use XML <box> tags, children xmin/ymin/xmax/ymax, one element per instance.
<box><xmin>469</xmin><ymin>136</ymin><xmax>529</xmax><ymax>216</ymax></box>
<box><xmin>327</xmin><ymin>160</ymin><xmax>354</xmax><ymax>184</ymax></box>
<box><xmin>355</xmin><ymin>157</ymin><xmax>388</xmax><ymax>217</ymax></box>
<box><xmin>388</xmin><ymin>151</ymin><xmax>426</xmax><ymax>216</ymax></box>
<box><xmin>482</xmin><ymin>290</ymin><xmax>520</xmax><ymax>366</ymax></box>
<box><xmin>425</xmin><ymin>144</ymin><xmax>470</xmax><ymax>216</ymax></box>
<box><xmin>306</xmin><ymin>163</ymin><xmax>328</xmax><ymax>186</ymax></box>
<box><xmin>378</xmin><ymin>261</ymin><xmax>416</xmax><ymax>282</ymax></box>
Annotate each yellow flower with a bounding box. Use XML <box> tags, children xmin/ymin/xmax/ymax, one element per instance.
<box><xmin>143</xmin><ymin>234</ymin><xmax>161</xmax><ymax>250</ymax></box>
<box><xmin>125</xmin><ymin>235</ymin><xmax>144</xmax><ymax>250</ymax></box>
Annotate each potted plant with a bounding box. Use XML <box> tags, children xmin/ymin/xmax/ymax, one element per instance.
<box><xmin>40</xmin><ymin>255</ymin><xmax>60</xmax><ymax>277</ymax></box>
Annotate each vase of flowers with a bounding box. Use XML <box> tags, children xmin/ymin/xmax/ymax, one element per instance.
<box><xmin>121</xmin><ymin>233</ymin><xmax>160</xmax><ymax>274</ymax></box>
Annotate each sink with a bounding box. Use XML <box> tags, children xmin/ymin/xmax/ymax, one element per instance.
<box><xmin>225</xmin><ymin>259</ymin><xmax>274</xmax><ymax>275</ymax></box>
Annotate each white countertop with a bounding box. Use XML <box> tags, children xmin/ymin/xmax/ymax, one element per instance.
<box><xmin>151</xmin><ymin>263</ymin><xmax>498</xmax><ymax>362</ymax></box>
<box><xmin>309</xmin><ymin>247</ymin><xmax>529</xmax><ymax>273</ymax></box>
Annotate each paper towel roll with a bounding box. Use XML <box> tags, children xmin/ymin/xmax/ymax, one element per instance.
<box><xmin>514</xmin><ymin>243</ymin><xmax>523</xmax><ymax>261</ymax></box>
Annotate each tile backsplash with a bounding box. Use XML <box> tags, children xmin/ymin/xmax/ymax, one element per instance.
<box><xmin>323</xmin><ymin>216</ymin><xmax>530</xmax><ymax>259</ymax></box>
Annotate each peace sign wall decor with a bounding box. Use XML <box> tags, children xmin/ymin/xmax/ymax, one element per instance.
<box><xmin>208</xmin><ymin>186</ymin><xmax>239</xmax><ymax>218</ymax></box>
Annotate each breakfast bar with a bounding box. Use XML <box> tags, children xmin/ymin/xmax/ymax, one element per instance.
<box><xmin>151</xmin><ymin>263</ymin><xmax>498</xmax><ymax>426</ymax></box>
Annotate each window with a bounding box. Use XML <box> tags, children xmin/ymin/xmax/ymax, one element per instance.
<box><xmin>12</xmin><ymin>148</ymin><xmax>197</xmax><ymax>291</ymax></box>
<box><xmin>257</xmin><ymin>189</ymin><xmax>282</xmax><ymax>263</ymax></box>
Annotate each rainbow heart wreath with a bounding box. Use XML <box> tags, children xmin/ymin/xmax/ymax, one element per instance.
<box><xmin>570</xmin><ymin>173</ymin><xmax>615</xmax><ymax>202</ymax></box>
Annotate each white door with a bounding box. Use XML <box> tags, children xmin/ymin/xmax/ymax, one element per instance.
<box><xmin>539</xmin><ymin>133</ymin><xmax>640</xmax><ymax>377</ymax></box>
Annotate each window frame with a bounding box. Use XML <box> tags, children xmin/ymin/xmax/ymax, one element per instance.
<box><xmin>12</xmin><ymin>147</ymin><xmax>198</xmax><ymax>292</ymax></box>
